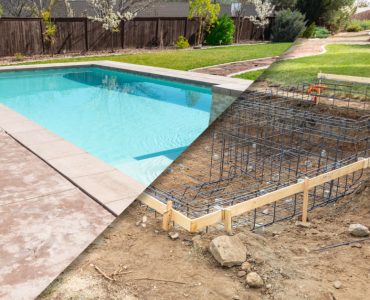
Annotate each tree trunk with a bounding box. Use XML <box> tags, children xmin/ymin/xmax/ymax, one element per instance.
<box><xmin>111</xmin><ymin>31</ymin><xmax>114</xmax><ymax>53</ymax></box>
<box><xmin>197</xmin><ymin>17</ymin><xmax>203</xmax><ymax>45</ymax></box>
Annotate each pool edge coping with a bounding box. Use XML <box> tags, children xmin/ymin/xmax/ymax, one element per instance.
<box><xmin>0</xmin><ymin>61</ymin><xmax>253</xmax><ymax>97</ymax></box>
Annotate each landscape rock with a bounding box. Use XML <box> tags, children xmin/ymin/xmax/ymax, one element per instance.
<box><xmin>237</xmin><ymin>271</ymin><xmax>247</xmax><ymax>277</ymax></box>
<box><xmin>295</xmin><ymin>221</ymin><xmax>311</xmax><ymax>228</ymax></box>
<box><xmin>246</xmin><ymin>272</ymin><xmax>264</xmax><ymax>288</ymax></box>
<box><xmin>348</xmin><ymin>224</ymin><xmax>369</xmax><ymax>237</ymax></box>
<box><xmin>209</xmin><ymin>235</ymin><xmax>247</xmax><ymax>267</ymax></box>
<box><xmin>333</xmin><ymin>281</ymin><xmax>342</xmax><ymax>289</ymax></box>
<box><xmin>192</xmin><ymin>235</ymin><xmax>208</xmax><ymax>252</ymax></box>
<box><xmin>241</xmin><ymin>261</ymin><xmax>252</xmax><ymax>272</ymax></box>
<box><xmin>168</xmin><ymin>232</ymin><xmax>179</xmax><ymax>240</ymax></box>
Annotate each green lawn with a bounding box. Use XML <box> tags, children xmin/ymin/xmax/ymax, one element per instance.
<box><xmin>15</xmin><ymin>43</ymin><xmax>292</xmax><ymax>71</ymax></box>
<box><xmin>233</xmin><ymin>69</ymin><xmax>266</xmax><ymax>81</ymax></box>
<box><xmin>260</xmin><ymin>44</ymin><xmax>370</xmax><ymax>86</ymax></box>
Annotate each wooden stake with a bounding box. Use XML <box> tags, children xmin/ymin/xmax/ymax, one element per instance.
<box><xmin>162</xmin><ymin>201</ymin><xmax>173</xmax><ymax>231</ymax></box>
<box><xmin>223</xmin><ymin>209</ymin><xmax>232</xmax><ymax>235</ymax></box>
<box><xmin>302</xmin><ymin>177</ymin><xmax>310</xmax><ymax>223</ymax></box>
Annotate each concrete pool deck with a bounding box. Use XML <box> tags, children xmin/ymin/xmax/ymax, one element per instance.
<box><xmin>0</xmin><ymin>61</ymin><xmax>252</xmax><ymax>299</ymax></box>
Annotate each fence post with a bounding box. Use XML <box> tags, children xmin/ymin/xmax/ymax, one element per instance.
<box><xmin>302</xmin><ymin>177</ymin><xmax>310</xmax><ymax>223</ymax></box>
<box><xmin>84</xmin><ymin>18</ymin><xmax>89</xmax><ymax>52</ymax></box>
<box><xmin>223</xmin><ymin>209</ymin><xmax>233</xmax><ymax>235</ymax></box>
<box><xmin>39</xmin><ymin>19</ymin><xmax>45</xmax><ymax>54</ymax></box>
<box><xmin>162</xmin><ymin>201</ymin><xmax>173</xmax><ymax>231</ymax></box>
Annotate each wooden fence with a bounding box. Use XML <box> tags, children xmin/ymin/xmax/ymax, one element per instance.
<box><xmin>138</xmin><ymin>158</ymin><xmax>369</xmax><ymax>234</ymax></box>
<box><xmin>0</xmin><ymin>17</ymin><xmax>269</xmax><ymax>57</ymax></box>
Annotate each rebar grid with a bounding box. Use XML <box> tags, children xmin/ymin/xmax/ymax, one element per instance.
<box><xmin>148</xmin><ymin>88</ymin><xmax>369</xmax><ymax>228</ymax></box>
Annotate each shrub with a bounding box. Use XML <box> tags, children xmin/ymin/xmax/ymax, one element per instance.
<box><xmin>205</xmin><ymin>15</ymin><xmax>235</xmax><ymax>45</ymax></box>
<box><xmin>346</xmin><ymin>23</ymin><xmax>363</xmax><ymax>32</ymax></box>
<box><xmin>14</xmin><ymin>52</ymin><xmax>24</xmax><ymax>61</ymax></box>
<box><xmin>314</xmin><ymin>26</ymin><xmax>330</xmax><ymax>38</ymax></box>
<box><xmin>176</xmin><ymin>36</ymin><xmax>190</xmax><ymax>49</ymax></box>
<box><xmin>346</xmin><ymin>20</ymin><xmax>370</xmax><ymax>31</ymax></box>
<box><xmin>271</xmin><ymin>9</ymin><xmax>306</xmax><ymax>42</ymax></box>
<box><xmin>302</xmin><ymin>22</ymin><xmax>316</xmax><ymax>38</ymax></box>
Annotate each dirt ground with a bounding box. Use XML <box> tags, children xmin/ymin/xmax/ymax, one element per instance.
<box><xmin>38</xmin><ymin>176</ymin><xmax>370</xmax><ymax>300</ymax></box>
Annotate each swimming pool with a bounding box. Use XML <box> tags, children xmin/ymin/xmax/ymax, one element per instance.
<box><xmin>0</xmin><ymin>66</ymin><xmax>213</xmax><ymax>184</ymax></box>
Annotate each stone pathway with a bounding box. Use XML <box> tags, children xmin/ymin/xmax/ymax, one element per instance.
<box><xmin>191</xmin><ymin>57</ymin><xmax>278</xmax><ymax>77</ymax></box>
<box><xmin>0</xmin><ymin>131</ymin><xmax>115</xmax><ymax>300</ymax></box>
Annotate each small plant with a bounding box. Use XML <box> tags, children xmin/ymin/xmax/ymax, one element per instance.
<box><xmin>41</xmin><ymin>10</ymin><xmax>57</xmax><ymax>47</ymax></box>
<box><xmin>302</xmin><ymin>22</ymin><xmax>316</xmax><ymax>38</ymax></box>
<box><xmin>206</xmin><ymin>15</ymin><xmax>235</xmax><ymax>46</ymax></box>
<box><xmin>314</xmin><ymin>26</ymin><xmax>330</xmax><ymax>38</ymax></box>
<box><xmin>176</xmin><ymin>36</ymin><xmax>190</xmax><ymax>49</ymax></box>
<box><xmin>14</xmin><ymin>52</ymin><xmax>24</xmax><ymax>61</ymax></box>
<box><xmin>271</xmin><ymin>9</ymin><xmax>306</xmax><ymax>42</ymax></box>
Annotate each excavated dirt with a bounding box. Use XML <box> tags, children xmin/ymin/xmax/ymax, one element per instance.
<box><xmin>38</xmin><ymin>177</ymin><xmax>370</xmax><ymax>300</ymax></box>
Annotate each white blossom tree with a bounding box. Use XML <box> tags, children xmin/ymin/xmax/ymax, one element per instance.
<box><xmin>248</xmin><ymin>0</ymin><xmax>275</xmax><ymax>40</ymax></box>
<box><xmin>88</xmin><ymin>0</ymin><xmax>157</xmax><ymax>52</ymax></box>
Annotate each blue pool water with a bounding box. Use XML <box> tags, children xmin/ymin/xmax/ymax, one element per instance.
<box><xmin>0</xmin><ymin>67</ymin><xmax>213</xmax><ymax>184</ymax></box>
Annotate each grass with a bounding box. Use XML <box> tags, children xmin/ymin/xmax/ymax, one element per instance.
<box><xmin>15</xmin><ymin>43</ymin><xmax>292</xmax><ymax>71</ymax></box>
<box><xmin>260</xmin><ymin>44</ymin><xmax>370</xmax><ymax>86</ymax></box>
<box><xmin>233</xmin><ymin>69</ymin><xmax>266</xmax><ymax>81</ymax></box>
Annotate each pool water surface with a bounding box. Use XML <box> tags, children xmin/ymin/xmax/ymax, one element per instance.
<box><xmin>0</xmin><ymin>66</ymin><xmax>213</xmax><ymax>184</ymax></box>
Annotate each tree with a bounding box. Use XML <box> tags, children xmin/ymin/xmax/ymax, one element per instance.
<box><xmin>88</xmin><ymin>0</ymin><xmax>157</xmax><ymax>52</ymax></box>
<box><xmin>1</xmin><ymin>0</ymin><xmax>35</xmax><ymax>16</ymax></box>
<box><xmin>270</xmin><ymin>0</ymin><xmax>297</xmax><ymax>10</ymax></box>
<box><xmin>247</xmin><ymin>0</ymin><xmax>275</xmax><ymax>40</ymax></box>
<box><xmin>230</xmin><ymin>0</ymin><xmax>254</xmax><ymax>43</ymax></box>
<box><xmin>189</xmin><ymin>0</ymin><xmax>220</xmax><ymax>46</ymax></box>
<box><xmin>297</xmin><ymin>0</ymin><xmax>356</xmax><ymax>29</ymax></box>
<box><xmin>0</xmin><ymin>4</ymin><xmax>3</xmax><ymax>17</ymax></box>
<box><xmin>271</xmin><ymin>9</ymin><xmax>306</xmax><ymax>42</ymax></box>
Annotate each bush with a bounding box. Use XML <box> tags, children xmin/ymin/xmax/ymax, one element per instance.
<box><xmin>271</xmin><ymin>9</ymin><xmax>306</xmax><ymax>42</ymax></box>
<box><xmin>176</xmin><ymin>36</ymin><xmax>190</xmax><ymax>49</ymax></box>
<box><xmin>346</xmin><ymin>20</ymin><xmax>370</xmax><ymax>31</ymax></box>
<box><xmin>314</xmin><ymin>26</ymin><xmax>330</xmax><ymax>38</ymax></box>
<box><xmin>346</xmin><ymin>23</ymin><xmax>363</xmax><ymax>32</ymax></box>
<box><xmin>205</xmin><ymin>15</ymin><xmax>235</xmax><ymax>45</ymax></box>
<box><xmin>302</xmin><ymin>22</ymin><xmax>316</xmax><ymax>38</ymax></box>
<box><xmin>14</xmin><ymin>53</ymin><xmax>24</xmax><ymax>61</ymax></box>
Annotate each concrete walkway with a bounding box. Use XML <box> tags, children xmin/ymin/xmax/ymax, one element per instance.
<box><xmin>0</xmin><ymin>131</ymin><xmax>115</xmax><ymax>300</ymax></box>
<box><xmin>280</xmin><ymin>30</ymin><xmax>370</xmax><ymax>60</ymax></box>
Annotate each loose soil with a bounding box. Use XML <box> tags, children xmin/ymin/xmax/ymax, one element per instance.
<box><xmin>38</xmin><ymin>177</ymin><xmax>369</xmax><ymax>300</ymax></box>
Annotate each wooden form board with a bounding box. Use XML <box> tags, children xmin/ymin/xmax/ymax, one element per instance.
<box><xmin>138</xmin><ymin>158</ymin><xmax>369</xmax><ymax>233</ymax></box>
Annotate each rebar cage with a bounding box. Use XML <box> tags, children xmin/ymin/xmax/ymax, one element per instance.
<box><xmin>148</xmin><ymin>86</ymin><xmax>370</xmax><ymax>230</ymax></box>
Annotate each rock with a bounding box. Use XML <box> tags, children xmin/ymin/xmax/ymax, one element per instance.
<box><xmin>192</xmin><ymin>235</ymin><xmax>208</xmax><ymax>252</ymax></box>
<box><xmin>141</xmin><ymin>223</ymin><xmax>146</xmax><ymax>228</ymax></box>
<box><xmin>241</xmin><ymin>261</ymin><xmax>252</xmax><ymax>272</ymax></box>
<box><xmin>262</xmin><ymin>209</ymin><xmax>269</xmax><ymax>215</ymax></box>
<box><xmin>266</xmin><ymin>283</ymin><xmax>272</xmax><ymax>289</ymax></box>
<box><xmin>209</xmin><ymin>235</ymin><xmax>247</xmax><ymax>267</ymax></box>
<box><xmin>333</xmin><ymin>281</ymin><xmax>342</xmax><ymax>289</ymax></box>
<box><xmin>295</xmin><ymin>221</ymin><xmax>311</xmax><ymax>228</ymax></box>
<box><xmin>135</xmin><ymin>221</ymin><xmax>141</xmax><ymax>226</ymax></box>
<box><xmin>237</xmin><ymin>271</ymin><xmax>247</xmax><ymax>277</ymax></box>
<box><xmin>232</xmin><ymin>296</ymin><xmax>240</xmax><ymax>300</ymax></box>
<box><xmin>142</xmin><ymin>216</ymin><xmax>148</xmax><ymax>223</ymax></box>
<box><xmin>168</xmin><ymin>232</ymin><xmax>179</xmax><ymax>240</ymax></box>
<box><xmin>348</xmin><ymin>224</ymin><xmax>369</xmax><ymax>237</ymax></box>
<box><xmin>246</xmin><ymin>272</ymin><xmax>264</xmax><ymax>288</ymax></box>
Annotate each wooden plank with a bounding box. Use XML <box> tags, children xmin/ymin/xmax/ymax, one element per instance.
<box><xmin>308</xmin><ymin>159</ymin><xmax>369</xmax><ymax>189</ymax></box>
<box><xmin>172</xmin><ymin>210</ymin><xmax>192</xmax><ymax>231</ymax></box>
<box><xmin>318</xmin><ymin>73</ymin><xmax>370</xmax><ymax>85</ymax></box>
<box><xmin>137</xmin><ymin>193</ymin><xmax>167</xmax><ymax>214</ymax></box>
<box><xmin>301</xmin><ymin>177</ymin><xmax>309</xmax><ymax>223</ymax></box>
<box><xmin>229</xmin><ymin>182</ymin><xmax>305</xmax><ymax>217</ymax></box>
<box><xmin>190</xmin><ymin>211</ymin><xmax>223</xmax><ymax>232</ymax></box>
<box><xmin>162</xmin><ymin>201</ymin><xmax>173</xmax><ymax>231</ymax></box>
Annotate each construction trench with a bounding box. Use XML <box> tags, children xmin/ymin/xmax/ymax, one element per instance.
<box><xmin>146</xmin><ymin>80</ymin><xmax>370</xmax><ymax>231</ymax></box>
